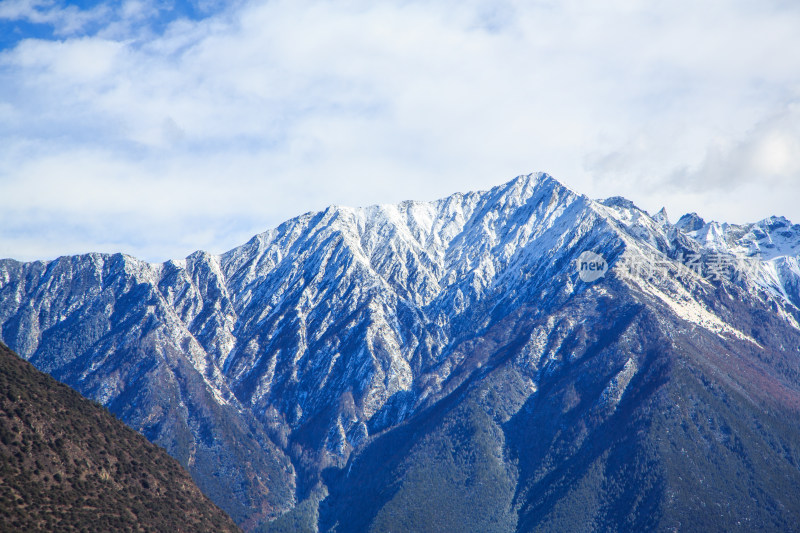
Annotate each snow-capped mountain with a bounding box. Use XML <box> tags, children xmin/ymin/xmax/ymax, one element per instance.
<box><xmin>2</xmin><ymin>173</ymin><xmax>800</xmax><ymax>531</ymax></box>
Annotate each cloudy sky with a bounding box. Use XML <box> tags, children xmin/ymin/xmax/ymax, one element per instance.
<box><xmin>2</xmin><ymin>0</ymin><xmax>799</xmax><ymax>262</ymax></box>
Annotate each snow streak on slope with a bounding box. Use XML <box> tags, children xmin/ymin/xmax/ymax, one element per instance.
<box><xmin>596</xmin><ymin>198</ymin><xmax>800</xmax><ymax>335</ymax></box>
<box><xmin>1</xmin><ymin>172</ymin><xmax>800</xmax><ymax>529</ymax></box>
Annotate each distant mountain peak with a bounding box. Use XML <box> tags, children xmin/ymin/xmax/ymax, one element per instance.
<box><xmin>675</xmin><ymin>212</ymin><xmax>706</xmax><ymax>232</ymax></box>
<box><xmin>600</xmin><ymin>195</ymin><xmax>638</xmax><ymax>210</ymax></box>
<box><xmin>653</xmin><ymin>206</ymin><xmax>670</xmax><ymax>225</ymax></box>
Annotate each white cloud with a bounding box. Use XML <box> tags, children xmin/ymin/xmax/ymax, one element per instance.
<box><xmin>0</xmin><ymin>0</ymin><xmax>111</xmax><ymax>36</ymax></box>
<box><xmin>674</xmin><ymin>107</ymin><xmax>800</xmax><ymax>189</ymax></box>
<box><xmin>2</xmin><ymin>0</ymin><xmax>800</xmax><ymax>261</ymax></box>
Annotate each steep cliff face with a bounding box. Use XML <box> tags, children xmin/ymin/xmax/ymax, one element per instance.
<box><xmin>2</xmin><ymin>173</ymin><xmax>800</xmax><ymax>531</ymax></box>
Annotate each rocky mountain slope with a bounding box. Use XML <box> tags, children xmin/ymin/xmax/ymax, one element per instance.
<box><xmin>2</xmin><ymin>173</ymin><xmax>800</xmax><ymax>531</ymax></box>
<box><xmin>0</xmin><ymin>341</ymin><xmax>240</xmax><ymax>532</ymax></box>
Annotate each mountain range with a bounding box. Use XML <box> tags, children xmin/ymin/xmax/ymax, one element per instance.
<box><xmin>2</xmin><ymin>173</ymin><xmax>800</xmax><ymax>531</ymax></box>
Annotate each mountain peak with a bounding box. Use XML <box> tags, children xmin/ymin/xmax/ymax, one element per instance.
<box><xmin>494</xmin><ymin>172</ymin><xmax>575</xmax><ymax>201</ymax></box>
<box><xmin>654</xmin><ymin>206</ymin><xmax>670</xmax><ymax>225</ymax></box>
<box><xmin>758</xmin><ymin>215</ymin><xmax>795</xmax><ymax>230</ymax></box>
<box><xmin>600</xmin><ymin>196</ymin><xmax>638</xmax><ymax>210</ymax></box>
<box><xmin>675</xmin><ymin>212</ymin><xmax>706</xmax><ymax>232</ymax></box>
<box><xmin>4</xmin><ymin>173</ymin><xmax>800</xmax><ymax>532</ymax></box>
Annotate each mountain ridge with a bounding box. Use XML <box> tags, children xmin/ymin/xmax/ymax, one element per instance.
<box><xmin>2</xmin><ymin>172</ymin><xmax>800</xmax><ymax>531</ymax></box>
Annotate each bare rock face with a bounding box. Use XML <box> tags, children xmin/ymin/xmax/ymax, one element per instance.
<box><xmin>2</xmin><ymin>173</ymin><xmax>800</xmax><ymax>531</ymax></box>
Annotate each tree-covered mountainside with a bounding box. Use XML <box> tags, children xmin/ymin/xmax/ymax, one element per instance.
<box><xmin>320</xmin><ymin>279</ymin><xmax>800</xmax><ymax>532</ymax></box>
<box><xmin>0</xmin><ymin>342</ymin><xmax>240</xmax><ymax>533</ymax></box>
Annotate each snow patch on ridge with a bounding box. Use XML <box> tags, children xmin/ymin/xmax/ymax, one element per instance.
<box><xmin>598</xmin><ymin>357</ymin><xmax>638</xmax><ymax>412</ymax></box>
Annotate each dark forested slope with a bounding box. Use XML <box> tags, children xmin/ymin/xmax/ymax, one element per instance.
<box><xmin>0</xmin><ymin>342</ymin><xmax>240</xmax><ymax>533</ymax></box>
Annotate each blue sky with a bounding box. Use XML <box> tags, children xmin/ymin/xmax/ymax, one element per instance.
<box><xmin>0</xmin><ymin>1</ymin><xmax>215</xmax><ymax>49</ymax></box>
<box><xmin>2</xmin><ymin>0</ymin><xmax>800</xmax><ymax>262</ymax></box>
